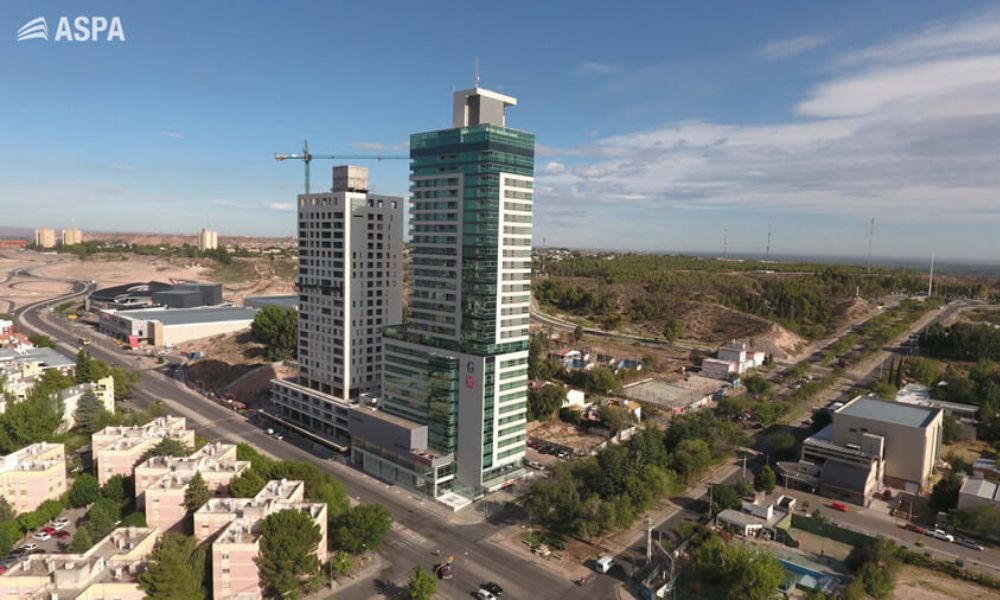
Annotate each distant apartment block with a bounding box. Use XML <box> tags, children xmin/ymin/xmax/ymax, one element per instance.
<box><xmin>270</xmin><ymin>165</ymin><xmax>403</xmax><ymax>445</ymax></box>
<box><xmin>198</xmin><ymin>228</ymin><xmax>219</xmax><ymax>251</ymax></box>
<box><xmin>91</xmin><ymin>416</ymin><xmax>195</xmax><ymax>485</ymax></box>
<box><xmin>58</xmin><ymin>375</ymin><xmax>115</xmax><ymax>432</ymax></box>
<box><xmin>702</xmin><ymin>340</ymin><xmax>766</xmax><ymax>380</ymax></box>
<box><xmin>62</xmin><ymin>227</ymin><xmax>83</xmax><ymax>246</ymax></box>
<box><xmin>139</xmin><ymin>442</ymin><xmax>249</xmax><ymax>533</ymax></box>
<box><xmin>34</xmin><ymin>227</ymin><xmax>56</xmax><ymax>249</ymax></box>
<box><xmin>0</xmin><ymin>442</ymin><xmax>67</xmax><ymax>513</ymax></box>
<box><xmin>0</xmin><ymin>527</ymin><xmax>158</xmax><ymax>599</ymax></box>
<box><xmin>197</xmin><ymin>479</ymin><xmax>328</xmax><ymax>600</ymax></box>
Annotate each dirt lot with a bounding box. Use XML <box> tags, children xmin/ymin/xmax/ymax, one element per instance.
<box><xmin>181</xmin><ymin>331</ymin><xmax>297</xmax><ymax>405</ymax></box>
<box><xmin>894</xmin><ymin>565</ymin><xmax>999</xmax><ymax>599</ymax></box>
<box><xmin>527</xmin><ymin>420</ymin><xmax>607</xmax><ymax>455</ymax></box>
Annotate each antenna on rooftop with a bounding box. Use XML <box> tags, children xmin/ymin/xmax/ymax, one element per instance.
<box><xmin>474</xmin><ymin>57</ymin><xmax>481</xmax><ymax>87</ymax></box>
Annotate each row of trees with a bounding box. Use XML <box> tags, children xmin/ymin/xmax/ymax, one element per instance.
<box><xmin>522</xmin><ymin>412</ymin><xmax>745</xmax><ymax>537</ymax></box>
<box><xmin>921</xmin><ymin>322</ymin><xmax>1000</xmax><ymax>362</ymax></box>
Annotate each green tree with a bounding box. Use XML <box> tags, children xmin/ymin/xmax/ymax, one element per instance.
<box><xmin>712</xmin><ymin>484</ymin><xmax>742</xmax><ymax>513</ymax></box>
<box><xmin>228</xmin><ymin>468</ymin><xmax>267</xmax><ymax>498</ymax></box>
<box><xmin>528</xmin><ymin>383</ymin><xmax>566</xmax><ymax>422</ymax></box>
<box><xmin>942</xmin><ymin>415</ymin><xmax>962</xmax><ymax>444</ymax></box>
<box><xmin>328</xmin><ymin>550</ymin><xmax>353</xmax><ymax>579</ymax></box>
<box><xmin>331</xmin><ymin>504</ymin><xmax>393</xmax><ymax>554</ymax></box>
<box><xmin>138</xmin><ymin>532</ymin><xmax>206</xmax><ymax>600</ymax></box>
<box><xmin>929</xmin><ymin>473</ymin><xmax>962</xmax><ymax>512</ymax></box>
<box><xmin>108</xmin><ymin>366</ymin><xmax>138</xmax><ymax>399</ymax></box>
<box><xmin>871</xmin><ymin>381</ymin><xmax>898</xmax><ymax>400</ymax></box>
<box><xmin>671</xmin><ymin>439</ymin><xmax>712</xmax><ymax>482</ymax></box>
<box><xmin>755</xmin><ymin>401</ymin><xmax>786</xmax><ymax>427</ymax></box>
<box><xmin>0</xmin><ymin>497</ymin><xmax>14</xmax><ymax>522</ymax></box>
<box><xmin>663</xmin><ymin>319</ymin><xmax>683</xmax><ymax>342</ymax></box>
<box><xmin>754</xmin><ymin>465</ymin><xmax>777</xmax><ymax>493</ymax></box>
<box><xmin>573</xmin><ymin>324</ymin><xmax>584</xmax><ymax>343</ymax></box>
<box><xmin>68</xmin><ymin>527</ymin><xmax>94</xmax><ymax>553</ymax></box>
<box><xmin>743</xmin><ymin>375</ymin><xmax>772</xmax><ymax>400</ymax></box>
<box><xmin>27</xmin><ymin>334</ymin><xmax>55</xmax><ymax>348</ymax></box>
<box><xmin>600</xmin><ymin>403</ymin><xmax>633</xmax><ymax>434</ymax></box>
<box><xmin>139</xmin><ymin>437</ymin><xmax>190</xmax><ymax>463</ymax></box>
<box><xmin>184</xmin><ymin>472</ymin><xmax>211</xmax><ymax>512</ymax></box>
<box><xmin>408</xmin><ymin>565</ymin><xmax>437</xmax><ymax>600</ymax></box>
<box><xmin>68</xmin><ymin>473</ymin><xmax>100</xmax><ymax>508</ymax></box>
<box><xmin>84</xmin><ymin>497</ymin><xmax>121</xmax><ymax>541</ymax></box>
<box><xmin>74</xmin><ymin>392</ymin><xmax>110</xmax><ymax>433</ymax></box>
<box><xmin>100</xmin><ymin>474</ymin><xmax>132</xmax><ymax>507</ymax></box>
<box><xmin>250</xmin><ymin>305</ymin><xmax>298</xmax><ymax>361</ymax></box>
<box><xmin>257</xmin><ymin>509</ymin><xmax>323</xmax><ymax>600</ymax></box>
<box><xmin>0</xmin><ymin>521</ymin><xmax>20</xmax><ymax>556</ymax></box>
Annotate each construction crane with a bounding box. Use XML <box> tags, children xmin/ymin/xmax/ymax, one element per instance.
<box><xmin>274</xmin><ymin>140</ymin><xmax>408</xmax><ymax>194</ymax></box>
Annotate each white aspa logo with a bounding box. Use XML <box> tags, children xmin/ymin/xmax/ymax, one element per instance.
<box><xmin>16</xmin><ymin>16</ymin><xmax>125</xmax><ymax>43</ymax></box>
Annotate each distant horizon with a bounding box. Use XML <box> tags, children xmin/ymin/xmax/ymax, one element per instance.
<box><xmin>5</xmin><ymin>224</ymin><xmax>997</xmax><ymax>276</ymax></box>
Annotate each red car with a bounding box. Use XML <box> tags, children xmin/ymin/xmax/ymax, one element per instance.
<box><xmin>53</xmin><ymin>530</ymin><xmax>71</xmax><ymax>539</ymax></box>
<box><xmin>831</xmin><ymin>502</ymin><xmax>849</xmax><ymax>512</ymax></box>
<box><xmin>40</xmin><ymin>527</ymin><xmax>56</xmax><ymax>535</ymax></box>
<box><xmin>905</xmin><ymin>523</ymin><xmax>926</xmax><ymax>534</ymax></box>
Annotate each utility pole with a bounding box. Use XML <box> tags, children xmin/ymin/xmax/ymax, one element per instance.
<box><xmin>765</xmin><ymin>221</ymin><xmax>772</xmax><ymax>261</ymax></box>
<box><xmin>742</xmin><ymin>455</ymin><xmax>747</xmax><ymax>480</ymax></box>
<box><xmin>723</xmin><ymin>229</ymin><xmax>729</xmax><ymax>260</ymax></box>
<box><xmin>646</xmin><ymin>516</ymin><xmax>653</xmax><ymax>564</ymax></box>
<box><xmin>866</xmin><ymin>218</ymin><xmax>875</xmax><ymax>273</ymax></box>
<box><xmin>928</xmin><ymin>249</ymin><xmax>936</xmax><ymax>297</ymax></box>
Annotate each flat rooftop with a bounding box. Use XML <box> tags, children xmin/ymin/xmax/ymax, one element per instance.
<box><xmin>244</xmin><ymin>294</ymin><xmax>298</xmax><ymax>310</ymax></box>
<box><xmin>113</xmin><ymin>305</ymin><xmax>258</xmax><ymax>326</ymax></box>
<box><xmin>961</xmin><ymin>477</ymin><xmax>999</xmax><ymax>501</ymax></box>
<box><xmin>0</xmin><ymin>346</ymin><xmax>74</xmax><ymax>367</ymax></box>
<box><xmin>623</xmin><ymin>376</ymin><xmax>722</xmax><ymax>408</ymax></box>
<box><xmin>838</xmin><ymin>396</ymin><xmax>940</xmax><ymax>428</ymax></box>
<box><xmin>349</xmin><ymin>405</ymin><xmax>424</xmax><ymax>430</ymax></box>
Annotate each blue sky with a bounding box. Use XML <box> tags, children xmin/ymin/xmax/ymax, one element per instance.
<box><xmin>2</xmin><ymin>1</ymin><xmax>1000</xmax><ymax>261</ymax></box>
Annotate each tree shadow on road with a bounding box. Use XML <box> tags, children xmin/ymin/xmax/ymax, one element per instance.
<box><xmin>373</xmin><ymin>578</ymin><xmax>408</xmax><ymax>599</ymax></box>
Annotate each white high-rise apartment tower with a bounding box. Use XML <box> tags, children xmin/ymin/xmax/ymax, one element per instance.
<box><xmin>269</xmin><ymin>166</ymin><xmax>403</xmax><ymax>444</ymax></box>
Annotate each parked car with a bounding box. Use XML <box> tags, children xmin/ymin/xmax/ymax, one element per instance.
<box><xmin>482</xmin><ymin>582</ymin><xmax>504</xmax><ymax>598</ymax></box>
<box><xmin>49</xmin><ymin>521</ymin><xmax>67</xmax><ymax>531</ymax></box>
<box><xmin>595</xmin><ymin>555</ymin><xmax>615</xmax><ymax>574</ymax></box>
<box><xmin>831</xmin><ymin>502</ymin><xmax>849</xmax><ymax>512</ymax></box>
<box><xmin>40</xmin><ymin>526</ymin><xmax>56</xmax><ymax>535</ymax></box>
<box><xmin>959</xmin><ymin>539</ymin><xmax>984</xmax><ymax>551</ymax></box>
<box><xmin>31</xmin><ymin>531</ymin><xmax>51</xmax><ymax>541</ymax></box>
<box><xmin>53</xmin><ymin>530</ymin><xmax>71</xmax><ymax>540</ymax></box>
<box><xmin>928</xmin><ymin>529</ymin><xmax>954</xmax><ymax>543</ymax></box>
<box><xmin>52</xmin><ymin>517</ymin><xmax>70</xmax><ymax>526</ymax></box>
<box><xmin>904</xmin><ymin>523</ymin><xmax>926</xmax><ymax>534</ymax></box>
<box><xmin>475</xmin><ymin>590</ymin><xmax>497</xmax><ymax>600</ymax></box>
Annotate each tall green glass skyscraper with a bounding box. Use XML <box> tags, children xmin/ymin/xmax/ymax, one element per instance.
<box><xmin>366</xmin><ymin>87</ymin><xmax>533</xmax><ymax>501</ymax></box>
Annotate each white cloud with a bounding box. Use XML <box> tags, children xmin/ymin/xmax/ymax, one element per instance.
<box><xmin>267</xmin><ymin>202</ymin><xmax>295</xmax><ymax>212</ymax></box>
<box><xmin>537</xmin><ymin>12</ymin><xmax>1000</xmax><ymax>226</ymax></box>
<box><xmin>353</xmin><ymin>142</ymin><xmax>386</xmax><ymax>151</ymax></box>
<box><xmin>160</xmin><ymin>131</ymin><xmax>184</xmax><ymax>139</ymax></box>
<box><xmin>213</xmin><ymin>200</ymin><xmax>241</xmax><ymax>209</ymax></box>
<box><xmin>573</xmin><ymin>61</ymin><xmax>618</xmax><ymax>76</ymax></box>
<box><xmin>543</xmin><ymin>161</ymin><xmax>566</xmax><ymax>174</ymax></box>
<box><xmin>838</xmin><ymin>10</ymin><xmax>1000</xmax><ymax>66</ymax></box>
<box><xmin>758</xmin><ymin>35</ymin><xmax>828</xmax><ymax>60</ymax></box>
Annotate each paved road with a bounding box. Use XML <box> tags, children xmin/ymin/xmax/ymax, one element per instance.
<box><xmin>12</xmin><ymin>277</ymin><xmax>617</xmax><ymax>600</ymax></box>
<box><xmin>793</xmin><ymin>488</ymin><xmax>1000</xmax><ymax>576</ymax></box>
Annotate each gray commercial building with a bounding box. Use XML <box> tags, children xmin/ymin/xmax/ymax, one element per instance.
<box><xmin>780</xmin><ymin>395</ymin><xmax>943</xmax><ymax>504</ymax></box>
<box><xmin>97</xmin><ymin>306</ymin><xmax>257</xmax><ymax>346</ymax></box>
<box><xmin>269</xmin><ymin>166</ymin><xmax>403</xmax><ymax>447</ymax></box>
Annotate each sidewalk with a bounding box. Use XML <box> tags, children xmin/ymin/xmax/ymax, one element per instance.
<box><xmin>314</xmin><ymin>552</ymin><xmax>386</xmax><ymax>600</ymax></box>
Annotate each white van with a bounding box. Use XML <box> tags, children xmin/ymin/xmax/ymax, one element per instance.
<box><xmin>929</xmin><ymin>529</ymin><xmax>954</xmax><ymax>543</ymax></box>
<box><xmin>595</xmin><ymin>555</ymin><xmax>615</xmax><ymax>574</ymax></box>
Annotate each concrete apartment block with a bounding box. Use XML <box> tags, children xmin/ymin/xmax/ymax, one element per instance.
<box><xmin>135</xmin><ymin>441</ymin><xmax>239</xmax><ymax>501</ymax></box>
<box><xmin>200</xmin><ymin>479</ymin><xmax>326</xmax><ymax>600</ymax></box>
<box><xmin>0</xmin><ymin>442</ymin><xmax>67</xmax><ymax>514</ymax></box>
<box><xmin>61</xmin><ymin>228</ymin><xmax>83</xmax><ymax>246</ymax></box>
<box><xmin>198</xmin><ymin>228</ymin><xmax>219</xmax><ymax>251</ymax></box>
<box><xmin>59</xmin><ymin>374</ymin><xmax>115</xmax><ymax>432</ymax></box>
<box><xmin>91</xmin><ymin>416</ymin><xmax>195</xmax><ymax>485</ymax></box>
<box><xmin>34</xmin><ymin>228</ymin><xmax>56</xmax><ymax>248</ymax></box>
<box><xmin>0</xmin><ymin>527</ymin><xmax>158</xmax><ymax>599</ymax></box>
<box><xmin>142</xmin><ymin>446</ymin><xmax>249</xmax><ymax>533</ymax></box>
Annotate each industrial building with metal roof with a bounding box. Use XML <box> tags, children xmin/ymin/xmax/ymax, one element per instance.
<box><xmin>97</xmin><ymin>305</ymin><xmax>258</xmax><ymax>347</ymax></box>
